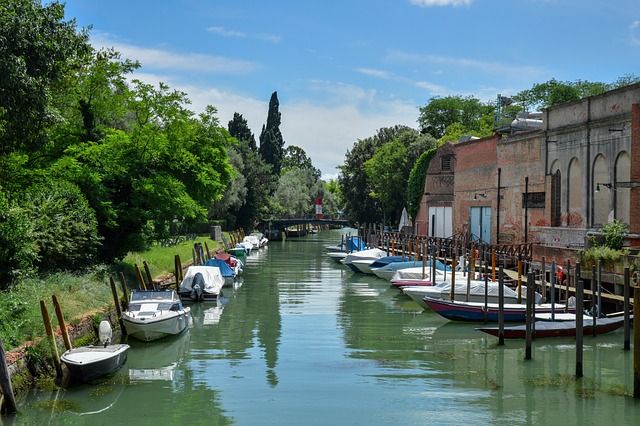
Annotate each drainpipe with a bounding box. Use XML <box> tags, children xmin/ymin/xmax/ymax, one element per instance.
<box><xmin>496</xmin><ymin>168</ymin><xmax>501</xmax><ymax>244</ymax></box>
<box><xmin>524</xmin><ymin>176</ymin><xmax>529</xmax><ymax>243</ymax></box>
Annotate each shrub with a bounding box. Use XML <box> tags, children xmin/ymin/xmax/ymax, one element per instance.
<box><xmin>0</xmin><ymin>190</ymin><xmax>38</xmax><ymax>288</ymax></box>
<box><xmin>601</xmin><ymin>219</ymin><xmax>628</xmax><ymax>250</ymax></box>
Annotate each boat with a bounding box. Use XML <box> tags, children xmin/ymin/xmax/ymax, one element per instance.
<box><xmin>402</xmin><ymin>279</ymin><xmax>538</xmax><ymax>309</ymax></box>
<box><xmin>204</xmin><ymin>258</ymin><xmax>236</xmax><ymax>285</ymax></box>
<box><xmin>374</xmin><ymin>259</ymin><xmax>449</xmax><ymax>281</ymax></box>
<box><xmin>350</xmin><ymin>255</ymin><xmax>408</xmax><ymax>275</ymax></box>
<box><xmin>476</xmin><ymin>314</ymin><xmax>627</xmax><ymax>338</ymax></box>
<box><xmin>215</xmin><ymin>251</ymin><xmax>243</xmax><ymax>275</ymax></box>
<box><xmin>250</xmin><ymin>231</ymin><xmax>269</xmax><ymax>247</ymax></box>
<box><xmin>178</xmin><ymin>265</ymin><xmax>225</xmax><ymax>301</ymax></box>
<box><xmin>325</xmin><ymin>235</ymin><xmax>366</xmax><ymax>253</ymax></box>
<box><xmin>341</xmin><ymin>248</ymin><xmax>387</xmax><ymax>273</ymax></box>
<box><xmin>122</xmin><ymin>290</ymin><xmax>191</xmax><ymax>341</ymax></box>
<box><xmin>60</xmin><ymin>320</ymin><xmax>129</xmax><ymax>383</ymax></box>
<box><xmin>423</xmin><ymin>296</ymin><xmax>574</xmax><ymax>322</ymax></box>
<box><xmin>328</xmin><ymin>251</ymin><xmax>348</xmax><ymax>263</ymax></box>
<box><xmin>242</xmin><ymin>235</ymin><xmax>261</xmax><ymax>250</ymax></box>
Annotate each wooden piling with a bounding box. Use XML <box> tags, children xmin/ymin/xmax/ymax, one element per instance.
<box><xmin>525</xmin><ymin>272</ymin><xmax>533</xmax><ymax>360</ymax></box>
<box><xmin>175</xmin><ymin>254</ymin><xmax>181</xmax><ymax>289</ymax></box>
<box><xmin>483</xmin><ymin>252</ymin><xmax>489</xmax><ymax>323</ymax></box>
<box><xmin>591</xmin><ymin>265</ymin><xmax>597</xmax><ymax>337</ymax></box>
<box><xmin>40</xmin><ymin>301</ymin><xmax>62</xmax><ymax>378</ymax></box>
<box><xmin>0</xmin><ymin>338</ymin><xmax>17</xmax><ymax>414</ymax></box>
<box><xmin>491</xmin><ymin>249</ymin><xmax>496</xmax><ymax>282</ymax></box>
<box><xmin>134</xmin><ymin>264</ymin><xmax>146</xmax><ymax>290</ymax></box>
<box><xmin>204</xmin><ymin>241</ymin><xmax>211</xmax><ymax>260</ymax></box>
<box><xmin>450</xmin><ymin>254</ymin><xmax>457</xmax><ymax>301</ymax></box>
<box><xmin>498</xmin><ymin>265</ymin><xmax>505</xmax><ymax>345</ymax></box>
<box><xmin>624</xmin><ymin>267</ymin><xmax>630</xmax><ymax>351</ymax></box>
<box><xmin>517</xmin><ymin>257</ymin><xmax>522</xmax><ymax>304</ymax></box>
<box><xmin>575</xmin><ymin>262</ymin><xmax>583</xmax><ymax>378</ymax></box>
<box><xmin>466</xmin><ymin>253</ymin><xmax>472</xmax><ymax>302</ymax></box>
<box><xmin>634</xmin><ymin>283</ymin><xmax>640</xmax><ymax>398</ymax></box>
<box><xmin>143</xmin><ymin>261</ymin><xmax>154</xmax><ymax>290</ymax></box>
<box><xmin>51</xmin><ymin>295</ymin><xmax>71</xmax><ymax>351</ymax></box>
<box><xmin>421</xmin><ymin>241</ymin><xmax>426</xmax><ymax>279</ymax></box>
<box><xmin>110</xmin><ymin>277</ymin><xmax>126</xmax><ymax>335</ymax></box>
<box><xmin>177</xmin><ymin>255</ymin><xmax>184</xmax><ymax>282</ymax></box>
<box><xmin>118</xmin><ymin>272</ymin><xmax>129</xmax><ymax>309</ymax></box>
<box><xmin>391</xmin><ymin>240</ymin><xmax>395</xmax><ymax>256</ymax></box>
<box><xmin>550</xmin><ymin>260</ymin><xmax>556</xmax><ymax>321</ymax></box>
<box><xmin>541</xmin><ymin>256</ymin><xmax>546</xmax><ymax>303</ymax></box>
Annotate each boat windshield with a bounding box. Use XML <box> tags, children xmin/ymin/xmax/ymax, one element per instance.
<box><xmin>130</xmin><ymin>291</ymin><xmax>175</xmax><ymax>302</ymax></box>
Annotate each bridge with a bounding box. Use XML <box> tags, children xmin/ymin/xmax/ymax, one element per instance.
<box><xmin>256</xmin><ymin>218</ymin><xmax>352</xmax><ymax>237</ymax></box>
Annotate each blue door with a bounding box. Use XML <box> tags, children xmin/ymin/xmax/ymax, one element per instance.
<box><xmin>470</xmin><ymin>207</ymin><xmax>492</xmax><ymax>243</ymax></box>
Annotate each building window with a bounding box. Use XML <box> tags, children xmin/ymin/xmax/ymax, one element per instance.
<box><xmin>441</xmin><ymin>155</ymin><xmax>452</xmax><ymax>171</ymax></box>
<box><xmin>522</xmin><ymin>192</ymin><xmax>545</xmax><ymax>209</ymax></box>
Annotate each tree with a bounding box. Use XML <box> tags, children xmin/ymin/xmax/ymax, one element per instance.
<box><xmin>273</xmin><ymin>168</ymin><xmax>316</xmax><ymax>217</ymax></box>
<box><xmin>234</xmin><ymin>142</ymin><xmax>275</xmax><ymax>230</ymax></box>
<box><xmin>406</xmin><ymin>147</ymin><xmax>438</xmax><ymax>220</ymax></box>
<box><xmin>228</xmin><ymin>112</ymin><xmax>257</xmax><ymax>151</ymax></box>
<box><xmin>259</xmin><ymin>91</ymin><xmax>285</xmax><ymax>176</ymax></box>
<box><xmin>418</xmin><ymin>96</ymin><xmax>494</xmax><ymax>140</ymax></box>
<box><xmin>0</xmin><ymin>190</ymin><xmax>37</xmax><ymax>288</ymax></box>
<box><xmin>338</xmin><ymin>126</ymin><xmax>410</xmax><ymax>224</ymax></box>
<box><xmin>0</xmin><ymin>0</ymin><xmax>90</xmax><ymax>155</ymax></box>
<box><xmin>281</xmin><ymin>145</ymin><xmax>321</xmax><ymax>179</ymax></box>
<box><xmin>209</xmin><ymin>146</ymin><xmax>248</xmax><ymax>228</ymax></box>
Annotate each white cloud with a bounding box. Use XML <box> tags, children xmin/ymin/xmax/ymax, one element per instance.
<box><xmin>631</xmin><ymin>20</ymin><xmax>640</xmax><ymax>45</ymax></box>
<box><xmin>91</xmin><ymin>34</ymin><xmax>259</xmax><ymax>74</ymax></box>
<box><xmin>207</xmin><ymin>26</ymin><xmax>282</xmax><ymax>43</ymax></box>
<box><xmin>409</xmin><ymin>0</ymin><xmax>472</xmax><ymax>7</ymax></box>
<box><xmin>414</xmin><ymin>80</ymin><xmax>449</xmax><ymax>96</ymax></box>
<box><xmin>355</xmin><ymin>67</ymin><xmax>392</xmax><ymax>79</ymax></box>
<box><xmin>308</xmin><ymin>80</ymin><xmax>377</xmax><ymax>104</ymax></box>
<box><xmin>387</xmin><ymin>51</ymin><xmax>545</xmax><ymax>79</ymax></box>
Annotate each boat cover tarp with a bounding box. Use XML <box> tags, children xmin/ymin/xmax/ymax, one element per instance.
<box><xmin>205</xmin><ymin>258</ymin><xmax>235</xmax><ymax>277</ymax></box>
<box><xmin>179</xmin><ymin>266</ymin><xmax>224</xmax><ymax>295</ymax></box>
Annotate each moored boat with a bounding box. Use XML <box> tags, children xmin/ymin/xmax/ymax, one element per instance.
<box><xmin>341</xmin><ymin>248</ymin><xmax>387</xmax><ymax>273</ymax></box>
<box><xmin>476</xmin><ymin>314</ymin><xmax>627</xmax><ymax>338</ymax></box>
<box><xmin>424</xmin><ymin>296</ymin><xmax>574</xmax><ymax>322</ymax></box>
<box><xmin>122</xmin><ymin>290</ymin><xmax>191</xmax><ymax>341</ymax></box>
<box><xmin>178</xmin><ymin>265</ymin><xmax>225</xmax><ymax>301</ymax></box>
<box><xmin>60</xmin><ymin>321</ymin><xmax>129</xmax><ymax>382</ymax></box>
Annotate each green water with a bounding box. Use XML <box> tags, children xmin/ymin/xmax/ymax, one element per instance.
<box><xmin>10</xmin><ymin>229</ymin><xmax>640</xmax><ymax>425</ymax></box>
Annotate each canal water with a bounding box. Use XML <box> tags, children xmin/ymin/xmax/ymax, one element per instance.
<box><xmin>11</xmin><ymin>229</ymin><xmax>640</xmax><ymax>425</ymax></box>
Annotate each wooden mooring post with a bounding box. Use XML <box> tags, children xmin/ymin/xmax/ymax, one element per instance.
<box><xmin>110</xmin><ymin>277</ymin><xmax>126</xmax><ymax>335</ymax></box>
<box><xmin>40</xmin><ymin>301</ymin><xmax>63</xmax><ymax>378</ymax></box>
<box><xmin>118</xmin><ymin>272</ymin><xmax>129</xmax><ymax>309</ymax></box>
<box><xmin>134</xmin><ymin>264</ymin><xmax>147</xmax><ymax>290</ymax></box>
<box><xmin>498</xmin><ymin>264</ymin><xmax>505</xmax><ymax>345</ymax></box>
<box><xmin>0</xmin><ymin>338</ymin><xmax>17</xmax><ymax>414</ymax></box>
<box><xmin>624</xmin><ymin>267</ymin><xmax>630</xmax><ymax>351</ymax></box>
<box><xmin>575</xmin><ymin>262</ymin><xmax>583</xmax><ymax>378</ymax></box>
<box><xmin>143</xmin><ymin>261</ymin><xmax>154</xmax><ymax>290</ymax></box>
<box><xmin>51</xmin><ymin>295</ymin><xmax>72</xmax><ymax>351</ymax></box>
<box><xmin>634</xmin><ymin>282</ymin><xmax>640</xmax><ymax>398</ymax></box>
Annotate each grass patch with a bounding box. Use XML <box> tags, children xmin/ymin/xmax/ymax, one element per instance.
<box><xmin>119</xmin><ymin>235</ymin><xmax>222</xmax><ymax>282</ymax></box>
<box><xmin>0</xmin><ymin>270</ymin><xmax>113</xmax><ymax>350</ymax></box>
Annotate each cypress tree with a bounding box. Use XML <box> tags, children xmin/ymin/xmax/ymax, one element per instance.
<box><xmin>259</xmin><ymin>91</ymin><xmax>285</xmax><ymax>175</ymax></box>
<box><xmin>228</xmin><ymin>112</ymin><xmax>257</xmax><ymax>151</ymax></box>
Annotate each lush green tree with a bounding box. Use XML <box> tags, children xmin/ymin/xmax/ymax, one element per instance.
<box><xmin>338</xmin><ymin>126</ymin><xmax>410</xmax><ymax>224</ymax></box>
<box><xmin>22</xmin><ymin>179</ymin><xmax>101</xmax><ymax>271</ymax></box>
<box><xmin>418</xmin><ymin>96</ymin><xmax>494</xmax><ymax>140</ymax></box>
<box><xmin>281</xmin><ymin>145</ymin><xmax>321</xmax><ymax>179</ymax></box>
<box><xmin>209</xmin><ymin>146</ymin><xmax>248</xmax><ymax>228</ymax></box>
<box><xmin>228</xmin><ymin>112</ymin><xmax>257</xmax><ymax>151</ymax></box>
<box><xmin>0</xmin><ymin>0</ymin><xmax>90</xmax><ymax>155</ymax></box>
<box><xmin>273</xmin><ymin>168</ymin><xmax>316</xmax><ymax>217</ymax></box>
<box><xmin>0</xmin><ymin>191</ymin><xmax>37</xmax><ymax>288</ymax></box>
<box><xmin>259</xmin><ymin>91</ymin><xmax>285</xmax><ymax>176</ymax></box>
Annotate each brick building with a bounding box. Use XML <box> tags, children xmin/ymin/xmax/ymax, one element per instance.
<box><xmin>416</xmin><ymin>83</ymin><xmax>640</xmax><ymax>259</ymax></box>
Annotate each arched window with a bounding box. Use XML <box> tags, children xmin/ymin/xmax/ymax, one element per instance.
<box><xmin>567</xmin><ymin>158</ymin><xmax>582</xmax><ymax>226</ymax></box>
<box><xmin>615</xmin><ymin>151</ymin><xmax>631</xmax><ymax>223</ymax></box>
<box><xmin>592</xmin><ymin>154</ymin><xmax>610</xmax><ymax>226</ymax></box>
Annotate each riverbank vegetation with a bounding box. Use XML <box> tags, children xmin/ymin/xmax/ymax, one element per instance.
<box><xmin>0</xmin><ymin>0</ymin><xmax>336</xmax><ymax>349</ymax></box>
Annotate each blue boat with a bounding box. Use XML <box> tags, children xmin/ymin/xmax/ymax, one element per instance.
<box><xmin>204</xmin><ymin>258</ymin><xmax>235</xmax><ymax>282</ymax></box>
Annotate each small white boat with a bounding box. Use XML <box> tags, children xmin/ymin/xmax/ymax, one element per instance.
<box><xmin>341</xmin><ymin>248</ymin><xmax>387</xmax><ymax>272</ymax></box>
<box><xmin>122</xmin><ymin>290</ymin><xmax>191</xmax><ymax>342</ymax></box>
<box><xmin>328</xmin><ymin>252</ymin><xmax>348</xmax><ymax>263</ymax></box>
<box><xmin>178</xmin><ymin>266</ymin><xmax>225</xmax><ymax>301</ymax></box>
<box><xmin>60</xmin><ymin>321</ymin><xmax>129</xmax><ymax>382</ymax></box>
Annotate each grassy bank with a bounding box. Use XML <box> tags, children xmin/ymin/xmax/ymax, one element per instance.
<box><xmin>0</xmin><ymin>235</ymin><xmax>223</xmax><ymax>350</ymax></box>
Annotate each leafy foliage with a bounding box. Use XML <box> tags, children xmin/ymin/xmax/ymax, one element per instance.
<box><xmin>601</xmin><ymin>219</ymin><xmax>628</xmax><ymax>250</ymax></box>
<box><xmin>273</xmin><ymin>168</ymin><xmax>316</xmax><ymax>217</ymax></box>
<box><xmin>282</xmin><ymin>145</ymin><xmax>321</xmax><ymax>179</ymax></box>
<box><xmin>407</xmin><ymin>146</ymin><xmax>439</xmax><ymax>219</ymax></box>
<box><xmin>228</xmin><ymin>112</ymin><xmax>257</xmax><ymax>151</ymax></box>
<box><xmin>418</xmin><ymin>96</ymin><xmax>494</xmax><ymax>140</ymax></box>
<box><xmin>0</xmin><ymin>191</ymin><xmax>38</xmax><ymax>288</ymax></box>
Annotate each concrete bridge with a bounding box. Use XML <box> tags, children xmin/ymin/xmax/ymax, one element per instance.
<box><xmin>256</xmin><ymin>218</ymin><xmax>351</xmax><ymax>238</ymax></box>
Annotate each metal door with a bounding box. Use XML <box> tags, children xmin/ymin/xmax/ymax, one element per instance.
<box><xmin>470</xmin><ymin>207</ymin><xmax>492</xmax><ymax>243</ymax></box>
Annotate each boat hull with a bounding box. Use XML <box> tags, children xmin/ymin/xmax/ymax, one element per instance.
<box><xmin>123</xmin><ymin>309</ymin><xmax>191</xmax><ymax>342</ymax></box>
<box><xmin>61</xmin><ymin>344</ymin><xmax>129</xmax><ymax>382</ymax></box>
<box><xmin>424</xmin><ymin>297</ymin><xmax>574</xmax><ymax>322</ymax></box>
<box><xmin>477</xmin><ymin>316</ymin><xmax>626</xmax><ymax>338</ymax></box>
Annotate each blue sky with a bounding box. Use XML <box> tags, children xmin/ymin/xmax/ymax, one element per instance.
<box><xmin>64</xmin><ymin>0</ymin><xmax>640</xmax><ymax>178</ymax></box>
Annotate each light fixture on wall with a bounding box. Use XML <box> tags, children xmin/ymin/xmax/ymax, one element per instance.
<box><xmin>596</xmin><ymin>181</ymin><xmax>640</xmax><ymax>192</ymax></box>
<box><xmin>595</xmin><ymin>182</ymin><xmax>613</xmax><ymax>192</ymax></box>
<box><xmin>473</xmin><ymin>193</ymin><xmax>487</xmax><ymax>200</ymax></box>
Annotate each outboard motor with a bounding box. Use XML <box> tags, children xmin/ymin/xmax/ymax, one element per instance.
<box><xmin>98</xmin><ymin>320</ymin><xmax>113</xmax><ymax>347</ymax></box>
<box><xmin>191</xmin><ymin>272</ymin><xmax>205</xmax><ymax>302</ymax></box>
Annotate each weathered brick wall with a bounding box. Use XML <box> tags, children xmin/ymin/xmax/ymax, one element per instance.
<box><xmin>631</xmin><ymin>103</ymin><xmax>640</xmax><ymax>233</ymax></box>
<box><xmin>416</xmin><ymin>143</ymin><xmax>455</xmax><ymax>236</ymax></box>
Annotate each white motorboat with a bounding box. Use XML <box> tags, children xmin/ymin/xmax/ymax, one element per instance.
<box><xmin>122</xmin><ymin>290</ymin><xmax>191</xmax><ymax>342</ymax></box>
<box><xmin>178</xmin><ymin>266</ymin><xmax>225</xmax><ymax>301</ymax></box>
<box><xmin>328</xmin><ymin>251</ymin><xmax>348</xmax><ymax>263</ymax></box>
<box><xmin>341</xmin><ymin>248</ymin><xmax>387</xmax><ymax>273</ymax></box>
<box><xmin>60</xmin><ymin>321</ymin><xmax>129</xmax><ymax>382</ymax></box>
<box><xmin>402</xmin><ymin>280</ymin><xmax>538</xmax><ymax>310</ymax></box>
